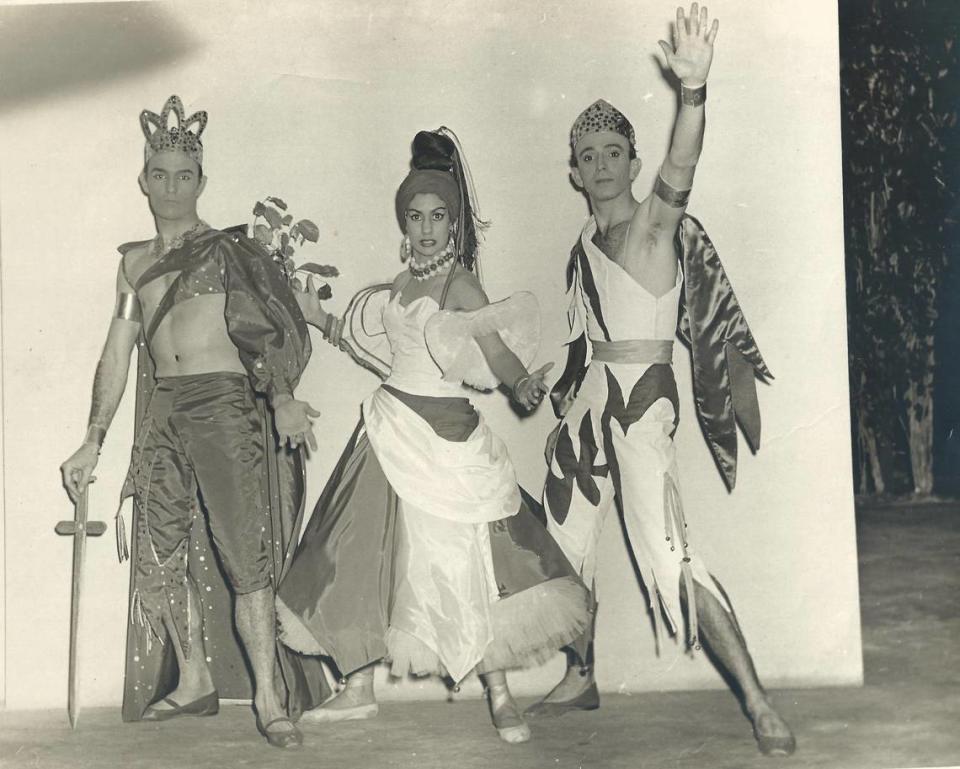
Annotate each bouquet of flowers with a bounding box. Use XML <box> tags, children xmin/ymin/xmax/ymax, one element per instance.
<box><xmin>251</xmin><ymin>196</ymin><xmax>339</xmax><ymax>299</ymax></box>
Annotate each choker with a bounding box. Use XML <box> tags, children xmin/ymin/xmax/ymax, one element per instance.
<box><xmin>152</xmin><ymin>220</ymin><xmax>209</xmax><ymax>259</ymax></box>
<box><xmin>408</xmin><ymin>239</ymin><xmax>456</xmax><ymax>282</ymax></box>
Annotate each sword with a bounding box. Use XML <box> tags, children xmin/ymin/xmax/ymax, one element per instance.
<box><xmin>55</xmin><ymin>487</ymin><xmax>107</xmax><ymax>728</ymax></box>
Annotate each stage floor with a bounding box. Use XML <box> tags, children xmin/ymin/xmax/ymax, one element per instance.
<box><xmin>2</xmin><ymin>500</ymin><xmax>958</xmax><ymax>769</ymax></box>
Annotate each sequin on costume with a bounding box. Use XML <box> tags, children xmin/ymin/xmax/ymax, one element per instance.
<box><xmin>117</xmin><ymin>225</ymin><xmax>325</xmax><ymax>721</ymax></box>
<box><xmin>140</xmin><ymin>95</ymin><xmax>207</xmax><ymax>166</ymax></box>
<box><xmin>570</xmin><ymin>99</ymin><xmax>637</xmax><ymax>151</ymax></box>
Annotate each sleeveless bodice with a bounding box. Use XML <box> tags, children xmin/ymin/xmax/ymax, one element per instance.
<box><xmin>382</xmin><ymin>293</ymin><xmax>463</xmax><ymax>397</ymax></box>
<box><xmin>579</xmin><ymin>218</ymin><xmax>682</xmax><ymax>343</ymax></box>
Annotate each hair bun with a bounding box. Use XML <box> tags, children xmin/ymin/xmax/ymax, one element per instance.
<box><xmin>411</xmin><ymin>130</ymin><xmax>456</xmax><ymax>172</ymax></box>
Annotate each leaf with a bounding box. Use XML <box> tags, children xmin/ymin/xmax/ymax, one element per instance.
<box><xmin>290</xmin><ymin>224</ymin><xmax>300</xmax><ymax>240</ymax></box>
<box><xmin>317</xmin><ymin>283</ymin><xmax>333</xmax><ymax>300</ymax></box>
<box><xmin>254</xmin><ymin>224</ymin><xmax>273</xmax><ymax>245</ymax></box>
<box><xmin>283</xmin><ymin>244</ymin><xmax>295</xmax><ymax>257</ymax></box>
<box><xmin>290</xmin><ymin>277</ymin><xmax>303</xmax><ymax>291</ymax></box>
<box><xmin>282</xmin><ymin>214</ymin><xmax>293</xmax><ymax>226</ymax></box>
<box><xmin>284</xmin><ymin>258</ymin><xmax>296</xmax><ymax>272</ymax></box>
<box><xmin>252</xmin><ymin>201</ymin><xmax>266</xmax><ymax>217</ymax></box>
<box><xmin>296</xmin><ymin>219</ymin><xmax>320</xmax><ymax>243</ymax></box>
<box><xmin>267</xmin><ymin>196</ymin><xmax>288</xmax><ymax>211</ymax></box>
<box><xmin>299</xmin><ymin>262</ymin><xmax>339</xmax><ymax>278</ymax></box>
<box><xmin>281</xmin><ymin>232</ymin><xmax>290</xmax><ymax>250</ymax></box>
<box><xmin>264</xmin><ymin>206</ymin><xmax>284</xmax><ymax>230</ymax></box>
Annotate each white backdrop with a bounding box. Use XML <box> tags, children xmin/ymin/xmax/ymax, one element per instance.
<box><xmin>0</xmin><ymin>0</ymin><xmax>859</xmax><ymax>709</ymax></box>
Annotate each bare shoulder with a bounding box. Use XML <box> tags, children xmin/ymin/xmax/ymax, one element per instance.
<box><xmin>444</xmin><ymin>270</ymin><xmax>488</xmax><ymax>311</ymax></box>
<box><xmin>390</xmin><ymin>269</ymin><xmax>410</xmax><ymax>297</ymax></box>
<box><xmin>118</xmin><ymin>241</ymin><xmax>153</xmax><ymax>289</ymax></box>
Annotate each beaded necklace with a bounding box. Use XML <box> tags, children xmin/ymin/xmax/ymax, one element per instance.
<box><xmin>151</xmin><ymin>220</ymin><xmax>209</xmax><ymax>259</ymax></box>
<box><xmin>408</xmin><ymin>239</ymin><xmax>456</xmax><ymax>282</ymax></box>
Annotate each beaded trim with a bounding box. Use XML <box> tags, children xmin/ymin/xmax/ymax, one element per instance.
<box><xmin>151</xmin><ymin>220</ymin><xmax>209</xmax><ymax>259</ymax></box>
<box><xmin>408</xmin><ymin>239</ymin><xmax>456</xmax><ymax>281</ymax></box>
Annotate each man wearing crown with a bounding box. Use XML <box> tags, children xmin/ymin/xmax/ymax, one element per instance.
<box><xmin>59</xmin><ymin>95</ymin><xmax>326</xmax><ymax>748</ymax></box>
<box><xmin>524</xmin><ymin>5</ymin><xmax>797</xmax><ymax>757</ymax></box>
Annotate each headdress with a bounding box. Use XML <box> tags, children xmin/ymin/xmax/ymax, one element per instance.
<box><xmin>395</xmin><ymin>169</ymin><xmax>461</xmax><ymax>229</ymax></box>
<box><xmin>140</xmin><ymin>95</ymin><xmax>207</xmax><ymax>167</ymax></box>
<box><xmin>569</xmin><ymin>98</ymin><xmax>636</xmax><ymax>152</ymax></box>
<box><xmin>394</xmin><ymin>128</ymin><xmax>486</xmax><ymax>275</ymax></box>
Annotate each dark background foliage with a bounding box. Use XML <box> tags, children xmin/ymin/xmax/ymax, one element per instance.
<box><xmin>839</xmin><ymin>0</ymin><xmax>959</xmax><ymax>497</ymax></box>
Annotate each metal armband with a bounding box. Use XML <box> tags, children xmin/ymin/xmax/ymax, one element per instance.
<box><xmin>114</xmin><ymin>292</ymin><xmax>142</xmax><ymax>323</ymax></box>
<box><xmin>654</xmin><ymin>172</ymin><xmax>691</xmax><ymax>208</ymax></box>
<box><xmin>680</xmin><ymin>81</ymin><xmax>707</xmax><ymax>107</ymax></box>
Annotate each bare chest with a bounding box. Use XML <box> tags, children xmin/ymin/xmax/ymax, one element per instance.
<box><xmin>593</xmin><ymin>220</ymin><xmax>678</xmax><ymax>297</ymax></box>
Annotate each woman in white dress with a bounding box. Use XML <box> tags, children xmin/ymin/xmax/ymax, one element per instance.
<box><xmin>276</xmin><ymin>129</ymin><xmax>589</xmax><ymax>744</ymax></box>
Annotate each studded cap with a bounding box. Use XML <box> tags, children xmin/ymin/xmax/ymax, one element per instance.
<box><xmin>140</xmin><ymin>95</ymin><xmax>207</xmax><ymax>167</ymax></box>
<box><xmin>569</xmin><ymin>99</ymin><xmax>636</xmax><ymax>152</ymax></box>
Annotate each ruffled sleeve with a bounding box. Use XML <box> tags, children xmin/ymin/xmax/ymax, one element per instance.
<box><xmin>220</xmin><ymin>232</ymin><xmax>312</xmax><ymax>404</ymax></box>
<box><xmin>424</xmin><ymin>292</ymin><xmax>540</xmax><ymax>391</ymax></box>
<box><xmin>339</xmin><ymin>284</ymin><xmax>394</xmax><ymax>380</ymax></box>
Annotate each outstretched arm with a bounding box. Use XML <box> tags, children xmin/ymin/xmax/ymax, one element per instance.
<box><xmin>448</xmin><ymin>275</ymin><xmax>552</xmax><ymax>411</ymax></box>
<box><xmin>60</xmin><ymin>264</ymin><xmax>141</xmax><ymax>501</ymax></box>
<box><xmin>651</xmin><ymin>3</ymin><xmax>719</xmax><ymax>222</ymax></box>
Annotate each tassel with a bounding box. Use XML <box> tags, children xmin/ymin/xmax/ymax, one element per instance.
<box><xmin>664</xmin><ymin>473</ymin><xmax>700</xmax><ymax>651</ymax></box>
<box><xmin>115</xmin><ymin>504</ymin><xmax>129</xmax><ymax>563</ymax></box>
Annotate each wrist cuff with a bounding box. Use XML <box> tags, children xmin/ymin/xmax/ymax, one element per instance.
<box><xmin>680</xmin><ymin>81</ymin><xmax>707</xmax><ymax>107</ymax></box>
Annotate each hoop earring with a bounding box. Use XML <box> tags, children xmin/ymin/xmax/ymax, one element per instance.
<box><xmin>400</xmin><ymin>234</ymin><xmax>412</xmax><ymax>263</ymax></box>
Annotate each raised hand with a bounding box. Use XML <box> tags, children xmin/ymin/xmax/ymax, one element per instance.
<box><xmin>658</xmin><ymin>3</ymin><xmax>719</xmax><ymax>85</ymax></box>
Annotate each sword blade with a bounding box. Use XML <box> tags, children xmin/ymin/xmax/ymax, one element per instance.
<box><xmin>67</xmin><ymin>488</ymin><xmax>89</xmax><ymax>729</ymax></box>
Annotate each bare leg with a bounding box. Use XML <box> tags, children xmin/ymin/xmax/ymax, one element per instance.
<box><xmin>482</xmin><ymin>670</ymin><xmax>531</xmax><ymax>744</ymax></box>
<box><xmin>299</xmin><ymin>664</ymin><xmax>379</xmax><ymax>722</ymax></box>
<box><xmin>234</xmin><ymin>586</ymin><xmax>301</xmax><ymax>747</ymax></box>
<box><xmin>147</xmin><ymin>580</ymin><xmax>216</xmax><ymax>712</ymax></box>
<box><xmin>689</xmin><ymin>579</ymin><xmax>796</xmax><ymax>756</ymax></box>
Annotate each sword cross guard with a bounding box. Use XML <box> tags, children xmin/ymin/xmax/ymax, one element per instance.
<box><xmin>55</xmin><ymin>520</ymin><xmax>108</xmax><ymax>537</ymax></box>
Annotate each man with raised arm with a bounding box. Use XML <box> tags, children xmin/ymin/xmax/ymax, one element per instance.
<box><xmin>59</xmin><ymin>95</ymin><xmax>324</xmax><ymax>749</ymax></box>
<box><xmin>526</xmin><ymin>5</ymin><xmax>796</xmax><ymax>756</ymax></box>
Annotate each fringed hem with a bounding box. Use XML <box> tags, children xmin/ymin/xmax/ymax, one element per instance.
<box><xmin>384</xmin><ymin>627</ymin><xmax>446</xmax><ymax>679</ymax></box>
<box><xmin>276</xmin><ymin>596</ymin><xmax>327</xmax><ymax>656</ymax></box>
<box><xmin>479</xmin><ymin>576</ymin><xmax>589</xmax><ymax>672</ymax></box>
<box><xmin>649</xmin><ymin>473</ymin><xmax>732</xmax><ymax>653</ymax></box>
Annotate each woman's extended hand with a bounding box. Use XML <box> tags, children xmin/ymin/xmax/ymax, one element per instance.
<box><xmin>513</xmin><ymin>362</ymin><xmax>554</xmax><ymax>411</ymax></box>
